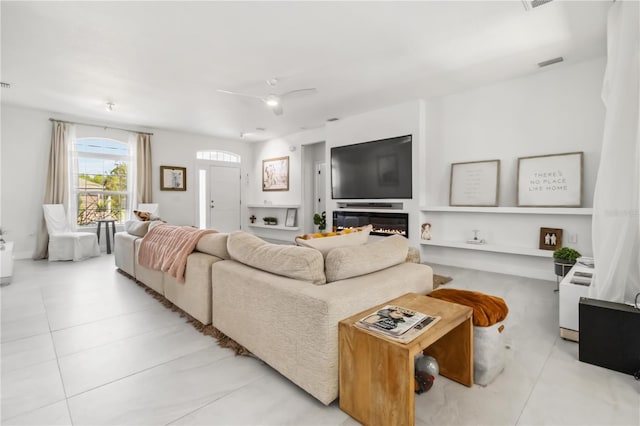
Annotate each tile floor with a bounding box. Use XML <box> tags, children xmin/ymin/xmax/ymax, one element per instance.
<box><xmin>1</xmin><ymin>256</ymin><xmax>638</xmax><ymax>425</ymax></box>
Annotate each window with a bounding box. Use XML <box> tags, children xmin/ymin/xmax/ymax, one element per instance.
<box><xmin>73</xmin><ymin>138</ymin><xmax>130</xmax><ymax>225</ymax></box>
<box><xmin>197</xmin><ymin>150</ymin><xmax>240</xmax><ymax>163</ymax></box>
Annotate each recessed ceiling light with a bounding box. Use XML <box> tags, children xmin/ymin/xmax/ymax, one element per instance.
<box><xmin>105</xmin><ymin>102</ymin><xmax>115</xmax><ymax>111</ymax></box>
<box><xmin>327</xmin><ymin>117</ymin><xmax>339</xmax><ymax>122</ymax></box>
<box><xmin>255</xmin><ymin>127</ymin><xmax>266</xmax><ymax>132</ymax></box>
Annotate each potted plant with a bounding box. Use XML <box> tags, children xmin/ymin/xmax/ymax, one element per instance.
<box><xmin>263</xmin><ymin>217</ymin><xmax>277</xmax><ymax>226</ymax></box>
<box><xmin>553</xmin><ymin>247</ymin><xmax>581</xmax><ymax>277</ymax></box>
<box><xmin>313</xmin><ymin>211</ymin><xmax>326</xmax><ymax>231</ymax></box>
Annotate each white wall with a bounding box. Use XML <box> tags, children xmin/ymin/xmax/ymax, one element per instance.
<box><xmin>0</xmin><ymin>104</ymin><xmax>252</xmax><ymax>258</ymax></box>
<box><xmin>427</xmin><ymin>57</ymin><xmax>606</xmax><ymax>208</ymax></box>
<box><xmin>151</xmin><ymin>127</ymin><xmax>252</xmax><ymax>227</ymax></box>
<box><xmin>1</xmin><ymin>106</ymin><xmax>51</xmax><ymax>258</ymax></box>
<box><xmin>247</xmin><ymin>127</ymin><xmax>325</xmax><ymax>242</ymax></box>
<box><xmin>422</xmin><ymin>57</ymin><xmax>606</xmax><ymax>280</ymax></box>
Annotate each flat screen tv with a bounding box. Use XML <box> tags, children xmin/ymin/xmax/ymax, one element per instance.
<box><xmin>331</xmin><ymin>135</ymin><xmax>412</xmax><ymax>199</ymax></box>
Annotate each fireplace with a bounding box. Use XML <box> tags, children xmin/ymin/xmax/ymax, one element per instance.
<box><xmin>332</xmin><ymin>211</ymin><xmax>408</xmax><ymax>238</ymax></box>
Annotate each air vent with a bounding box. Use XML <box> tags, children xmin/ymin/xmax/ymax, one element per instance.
<box><xmin>0</xmin><ymin>82</ymin><xmax>10</xmax><ymax>89</ymax></box>
<box><xmin>538</xmin><ymin>57</ymin><xmax>564</xmax><ymax>68</ymax></box>
<box><xmin>522</xmin><ymin>0</ymin><xmax>553</xmax><ymax>10</ymax></box>
<box><xmin>326</xmin><ymin>117</ymin><xmax>339</xmax><ymax>122</ymax></box>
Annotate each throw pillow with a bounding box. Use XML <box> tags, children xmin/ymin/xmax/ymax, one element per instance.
<box><xmin>325</xmin><ymin>234</ymin><xmax>408</xmax><ymax>282</ymax></box>
<box><xmin>125</xmin><ymin>220</ymin><xmax>150</xmax><ymax>237</ymax></box>
<box><xmin>133</xmin><ymin>209</ymin><xmax>161</xmax><ymax>222</ymax></box>
<box><xmin>295</xmin><ymin>225</ymin><xmax>372</xmax><ymax>257</ymax></box>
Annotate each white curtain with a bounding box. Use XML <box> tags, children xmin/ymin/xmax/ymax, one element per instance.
<box><xmin>127</xmin><ymin>133</ymin><xmax>138</xmax><ymax>220</ymax></box>
<box><xmin>67</xmin><ymin>125</ymin><xmax>78</xmax><ymax>230</ymax></box>
<box><xmin>590</xmin><ymin>0</ymin><xmax>640</xmax><ymax>304</ymax></box>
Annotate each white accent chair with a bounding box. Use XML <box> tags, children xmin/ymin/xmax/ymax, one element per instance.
<box><xmin>42</xmin><ymin>204</ymin><xmax>101</xmax><ymax>261</ymax></box>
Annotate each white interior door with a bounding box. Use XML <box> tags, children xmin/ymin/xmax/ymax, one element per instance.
<box><xmin>209</xmin><ymin>165</ymin><xmax>241</xmax><ymax>232</ymax></box>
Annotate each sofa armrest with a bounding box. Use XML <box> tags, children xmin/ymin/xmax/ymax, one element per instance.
<box><xmin>211</xmin><ymin>260</ymin><xmax>432</xmax><ymax>405</ymax></box>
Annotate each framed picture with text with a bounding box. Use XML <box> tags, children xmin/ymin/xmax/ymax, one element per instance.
<box><xmin>517</xmin><ymin>152</ymin><xmax>583</xmax><ymax>207</ymax></box>
<box><xmin>449</xmin><ymin>159</ymin><xmax>500</xmax><ymax>206</ymax></box>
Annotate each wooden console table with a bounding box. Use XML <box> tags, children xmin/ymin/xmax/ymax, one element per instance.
<box><xmin>339</xmin><ymin>293</ymin><xmax>473</xmax><ymax>426</ymax></box>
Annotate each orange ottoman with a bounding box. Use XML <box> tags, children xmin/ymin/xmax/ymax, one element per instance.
<box><xmin>428</xmin><ymin>288</ymin><xmax>508</xmax><ymax>386</ymax></box>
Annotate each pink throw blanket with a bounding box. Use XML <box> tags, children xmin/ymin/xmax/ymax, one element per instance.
<box><xmin>138</xmin><ymin>224</ymin><xmax>216</xmax><ymax>283</ymax></box>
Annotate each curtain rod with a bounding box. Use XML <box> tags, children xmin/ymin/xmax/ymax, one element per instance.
<box><xmin>48</xmin><ymin>118</ymin><xmax>154</xmax><ymax>136</ymax></box>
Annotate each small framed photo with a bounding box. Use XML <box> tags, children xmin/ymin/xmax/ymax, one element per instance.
<box><xmin>539</xmin><ymin>227</ymin><xmax>563</xmax><ymax>250</ymax></box>
<box><xmin>285</xmin><ymin>208</ymin><xmax>297</xmax><ymax>227</ymax></box>
<box><xmin>160</xmin><ymin>166</ymin><xmax>186</xmax><ymax>191</ymax></box>
<box><xmin>262</xmin><ymin>156</ymin><xmax>289</xmax><ymax>191</ymax></box>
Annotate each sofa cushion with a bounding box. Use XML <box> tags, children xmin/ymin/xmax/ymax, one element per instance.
<box><xmin>227</xmin><ymin>231</ymin><xmax>326</xmax><ymax>285</ymax></box>
<box><xmin>125</xmin><ymin>220</ymin><xmax>150</xmax><ymax>237</ymax></box>
<box><xmin>325</xmin><ymin>234</ymin><xmax>409</xmax><ymax>282</ymax></box>
<box><xmin>295</xmin><ymin>225</ymin><xmax>372</xmax><ymax>257</ymax></box>
<box><xmin>196</xmin><ymin>232</ymin><xmax>230</xmax><ymax>260</ymax></box>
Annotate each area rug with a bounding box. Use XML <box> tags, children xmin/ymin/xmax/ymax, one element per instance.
<box><xmin>120</xmin><ymin>270</ymin><xmax>252</xmax><ymax>356</ymax></box>
<box><xmin>433</xmin><ymin>274</ymin><xmax>453</xmax><ymax>289</ymax></box>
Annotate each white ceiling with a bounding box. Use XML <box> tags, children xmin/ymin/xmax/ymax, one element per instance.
<box><xmin>1</xmin><ymin>1</ymin><xmax>609</xmax><ymax>142</ymax></box>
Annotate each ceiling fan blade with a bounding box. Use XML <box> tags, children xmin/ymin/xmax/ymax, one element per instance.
<box><xmin>279</xmin><ymin>88</ymin><xmax>317</xmax><ymax>98</ymax></box>
<box><xmin>217</xmin><ymin>89</ymin><xmax>264</xmax><ymax>100</ymax></box>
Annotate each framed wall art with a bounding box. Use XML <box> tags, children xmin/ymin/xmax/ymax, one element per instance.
<box><xmin>285</xmin><ymin>208</ymin><xmax>297</xmax><ymax>227</ymax></box>
<box><xmin>160</xmin><ymin>166</ymin><xmax>186</xmax><ymax>191</ymax></box>
<box><xmin>262</xmin><ymin>156</ymin><xmax>289</xmax><ymax>191</ymax></box>
<box><xmin>449</xmin><ymin>159</ymin><xmax>500</xmax><ymax>206</ymax></box>
<box><xmin>517</xmin><ymin>152</ymin><xmax>583</xmax><ymax>207</ymax></box>
<box><xmin>539</xmin><ymin>227</ymin><xmax>563</xmax><ymax>251</ymax></box>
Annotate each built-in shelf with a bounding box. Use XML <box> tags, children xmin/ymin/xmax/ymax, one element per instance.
<box><xmin>420</xmin><ymin>239</ymin><xmax>553</xmax><ymax>258</ymax></box>
<box><xmin>420</xmin><ymin>206</ymin><xmax>593</xmax><ymax>215</ymax></box>
<box><xmin>246</xmin><ymin>204</ymin><xmax>300</xmax><ymax>209</ymax></box>
<box><xmin>248</xmin><ymin>224</ymin><xmax>300</xmax><ymax>231</ymax></box>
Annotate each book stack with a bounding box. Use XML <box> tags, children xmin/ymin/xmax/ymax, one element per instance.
<box><xmin>356</xmin><ymin>305</ymin><xmax>441</xmax><ymax>343</ymax></box>
<box><xmin>570</xmin><ymin>270</ymin><xmax>593</xmax><ymax>286</ymax></box>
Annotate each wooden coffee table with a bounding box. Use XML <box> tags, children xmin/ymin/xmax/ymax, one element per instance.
<box><xmin>339</xmin><ymin>292</ymin><xmax>474</xmax><ymax>426</ymax></box>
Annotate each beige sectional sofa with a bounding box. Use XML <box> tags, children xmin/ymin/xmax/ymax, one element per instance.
<box><xmin>114</xmin><ymin>226</ymin><xmax>434</xmax><ymax>405</ymax></box>
<box><xmin>114</xmin><ymin>227</ymin><xmax>230</xmax><ymax>324</ymax></box>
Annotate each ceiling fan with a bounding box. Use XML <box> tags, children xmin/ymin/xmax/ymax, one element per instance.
<box><xmin>217</xmin><ymin>79</ymin><xmax>317</xmax><ymax>116</ymax></box>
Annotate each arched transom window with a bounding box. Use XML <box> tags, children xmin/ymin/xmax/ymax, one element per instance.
<box><xmin>196</xmin><ymin>150</ymin><xmax>240</xmax><ymax>163</ymax></box>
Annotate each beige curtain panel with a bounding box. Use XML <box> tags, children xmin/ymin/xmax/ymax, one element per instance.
<box><xmin>136</xmin><ymin>133</ymin><xmax>153</xmax><ymax>204</ymax></box>
<box><xmin>33</xmin><ymin>121</ymin><xmax>71</xmax><ymax>259</ymax></box>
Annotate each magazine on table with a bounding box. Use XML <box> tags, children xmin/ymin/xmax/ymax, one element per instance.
<box><xmin>356</xmin><ymin>305</ymin><xmax>441</xmax><ymax>341</ymax></box>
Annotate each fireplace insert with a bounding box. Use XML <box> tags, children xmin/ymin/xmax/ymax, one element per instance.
<box><xmin>333</xmin><ymin>211</ymin><xmax>408</xmax><ymax>238</ymax></box>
